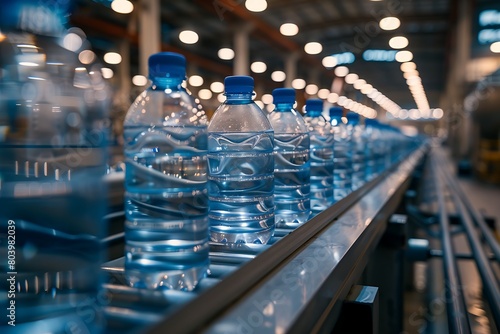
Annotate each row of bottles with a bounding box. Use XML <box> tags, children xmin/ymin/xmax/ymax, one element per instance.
<box><xmin>123</xmin><ymin>51</ymin><xmax>421</xmax><ymax>292</ymax></box>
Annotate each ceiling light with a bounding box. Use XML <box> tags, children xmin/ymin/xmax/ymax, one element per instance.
<box><xmin>132</xmin><ymin>75</ymin><xmax>148</xmax><ymax>86</ymax></box>
<box><xmin>322</xmin><ymin>56</ymin><xmax>337</xmax><ymax>68</ymax></box>
<box><xmin>433</xmin><ymin>108</ymin><xmax>444</xmax><ymax>119</ymax></box>
<box><xmin>271</xmin><ymin>70</ymin><xmax>286</xmax><ymax>82</ymax></box>
<box><xmin>334</xmin><ymin>66</ymin><xmax>349</xmax><ymax>77</ymax></box>
<box><xmin>103</xmin><ymin>52</ymin><xmax>122</xmax><ymax>64</ymax></box>
<box><xmin>251</xmin><ymin>61</ymin><xmax>267</xmax><ymax>73</ymax></box>
<box><xmin>101</xmin><ymin>67</ymin><xmax>114</xmax><ymax>79</ymax></box>
<box><xmin>292</xmin><ymin>78</ymin><xmax>306</xmax><ymax>89</ymax></box>
<box><xmin>403</xmin><ymin>71</ymin><xmax>419</xmax><ymax>79</ymax></box>
<box><xmin>210</xmin><ymin>81</ymin><xmax>224</xmax><ymax>93</ymax></box>
<box><xmin>111</xmin><ymin>0</ymin><xmax>134</xmax><ymax>14</ymax></box>
<box><xmin>198</xmin><ymin>89</ymin><xmax>212</xmax><ymax>100</ymax></box>
<box><xmin>304</xmin><ymin>42</ymin><xmax>322</xmax><ymax>55</ymax></box>
<box><xmin>280</xmin><ymin>23</ymin><xmax>299</xmax><ymax>36</ymax></box>
<box><xmin>389</xmin><ymin>36</ymin><xmax>409</xmax><ymax>49</ymax></box>
<box><xmin>217</xmin><ymin>93</ymin><xmax>226</xmax><ymax>103</ymax></box>
<box><xmin>327</xmin><ymin>92</ymin><xmax>339</xmax><ymax>103</ymax></box>
<box><xmin>78</xmin><ymin>50</ymin><xmax>95</xmax><ymax>64</ymax></box>
<box><xmin>262</xmin><ymin>94</ymin><xmax>273</xmax><ymax>104</ymax></box>
<box><xmin>490</xmin><ymin>41</ymin><xmax>500</xmax><ymax>53</ymax></box>
<box><xmin>395</xmin><ymin>50</ymin><xmax>413</xmax><ymax>62</ymax></box>
<box><xmin>245</xmin><ymin>0</ymin><xmax>267</xmax><ymax>12</ymax></box>
<box><xmin>218</xmin><ymin>48</ymin><xmax>235</xmax><ymax>60</ymax></box>
<box><xmin>188</xmin><ymin>75</ymin><xmax>204</xmax><ymax>87</ymax></box>
<box><xmin>353</xmin><ymin>79</ymin><xmax>366</xmax><ymax>90</ymax></box>
<box><xmin>361</xmin><ymin>84</ymin><xmax>373</xmax><ymax>94</ymax></box>
<box><xmin>318</xmin><ymin>89</ymin><xmax>330</xmax><ymax>99</ymax></box>
<box><xmin>345</xmin><ymin>73</ymin><xmax>359</xmax><ymax>84</ymax></box>
<box><xmin>62</xmin><ymin>32</ymin><xmax>83</xmax><ymax>52</ymax></box>
<box><xmin>305</xmin><ymin>84</ymin><xmax>319</xmax><ymax>95</ymax></box>
<box><xmin>255</xmin><ymin>100</ymin><xmax>265</xmax><ymax>109</ymax></box>
<box><xmin>400</xmin><ymin>62</ymin><xmax>416</xmax><ymax>72</ymax></box>
<box><xmin>179</xmin><ymin>30</ymin><xmax>199</xmax><ymax>44</ymax></box>
<box><xmin>379</xmin><ymin>17</ymin><xmax>401</xmax><ymax>31</ymax></box>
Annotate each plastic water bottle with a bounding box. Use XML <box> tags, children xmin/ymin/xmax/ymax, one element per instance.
<box><xmin>346</xmin><ymin>112</ymin><xmax>365</xmax><ymax>190</ymax></box>
<box><xmin>329</xmin><ymin>107</ymin><xmax>352</xmax><ymax>202</ymax></box>
<box><xmin>0</xmin><ymin>1</ymin><xmax>109</xmax><ymax>332</ymax></box>
<box><xmin>123</xmin><ymin>52</ymin><xmax>209</xmax><ymax>291</ymax></box>
<box><xmin>268</xmin><ymin>88</ymin><xmax>310</xmax><ymax>228</ymax></box>
<box><xmin>208</xmin><ymin>76</ymin><xmax>275</xmax><ymax>244</ymax></box>
<box><xmin>304</xmin><ymin>99</ymin><xmax>334</xmax><ymax>215</ymax></box>
<box><xmin>364</xmin><ymin>119</ymin><xmax>380</xmax><ymax>178</ymax></box>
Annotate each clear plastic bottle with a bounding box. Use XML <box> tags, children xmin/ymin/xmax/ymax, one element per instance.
<box><xmin>364</xmin><ymin>118</ymin><xmax>381</xmax><ymax>178</ymax></box>
<box><xmin>123</xmin><ymin>52</ymin><xmax>209</xmax><ymax>291</ymax></box>
<box><xmin>304</xmin><ymin>99</ymin><xmax>334</xmax><ymax>215</ymax></box>
<box><xmin>329</xmin><ymin>107</ymin><xmax>352</xmax><ymax>202</ymax></box>
<box><xmin>268</xmin><ymin>88</ymin><xmax>310</xmax><ymax>228</ymax></box>
<box><xmin>346</xmin><ymin>111</ymin><xmax>365</xmax><ymax>190</ymax></box>
<box><xmin>0</xmin><ymin>1</ymin><xmax>109</xmax><ymax>332</ymax></box>
<box><xmin>208</xmin><ymin>76</ymin><xmax>275</xmax><ymax>244</ymax></box>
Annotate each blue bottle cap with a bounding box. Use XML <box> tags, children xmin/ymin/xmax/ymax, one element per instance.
<box><xmin>272</xmin><ymin>88</ymin><xmax>295</xmax><ymax>104</ymax></box>
<box><xmin>305</xmin><ymin>99</ymin><xmax>323</xmax><ymax>116</ymax></box>
<box><xmin>224</xmin><ymin>75</ymin><xmax>254</xmax><ymax>94</ymax></box>
<box><xmin>148</xmin><ymin>52</ymin><xmax>186</xmax><ymax>79</ymax></box>
<box><xmin>346</xmin><ymin>111</ymin><xmax>360</xmax><ymax>123</ymax></box>
<box><xmin>329</xmin><ymin>107</ymin><xmax>343</xmax><ymax>118</ymax></box>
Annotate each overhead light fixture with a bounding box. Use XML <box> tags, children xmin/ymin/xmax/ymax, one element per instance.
<box><xmin>217</xmin><ymin>93</ymin><xmax>226</xmax><ymax>103</ymax></box>
<box><xmin>318</xmin><ymin>89</ymin><xmax>330</xmax><ymax>99</ymax></box>
<box><xmin>400</xmin><ymin>62</ymin><xmax>417</xmax><ymax>72</ymax></box>
<box><xmin>322</xmin><ymin>56</ymin><xmax>337</xmax><ymax>68</ymax></box>
<box><xmin>291</xmin><ymin>78</ymin><xmax>306</xmax><ymax>89</ymax></box>
<box><xmin>432</xmin><ymin>108</ymin><xmax>444</xmax><ymax>119</ymax></box>
<box><xmin>251</xmin><ymin>61</ymin><xmax>267</xmax><ymax>73</ymax></box>
<box><xmin>103</xmin><ymin>52</ymin><xmax>122</xmax><ymax>64</ymax></box>
<box><xmin>179</xmin><ymin>30</ymin><xmax>199</xmax><ymax>44</ymax></box>
<box><xmin>344</xmin><ymin>73</ymin><xmax>359</xmax><ymax>84</ymax></box>
<box><xmin>304</xmin><ymin>42</ymin><xmax>322</xmax><ymax>55</ymax></box>
<box><xmin>78</xmin><ymin>50</ymin><xmax>95</xmax><ymax>64</ymax></box>
<box><xmin>188</xmin><ymin>75</ymin><xmax>204</xmax><ymax>87</ymax></box>
<box><xmin>327</xmin><ymin>92</ymin><xmax>339</xmax><ymax>103</ymax></box>
<box><xmin>101</xmin><ymin>67</ymin><xmax>114</xmax><ymax>79</ymax></box>
<box><xmin>361</xmin><ymin>84</ymin><xmax>373</xmax><ymax>94</ymax></box>
<box><xmin>132</xmin><ymin>75</ymin><xmax>148</xmax><ymax>86</ymax></box>
<box><xmin>353</xmin><ymin>79</ymin><xmax>366</xmax><ymax>90</ymax></box>
<box><xmin>395</xmin><ymin>50</ymin><xmax>413</xmax><ymax>62</ymax></box>
<box><xmin>261</xmin><ymin>94</ymin><xmax>273</xmax><ymax>104</ymax></box>
<box><xmin>62</xmin><ymin>32</ymin><xmax>83</xmax><ymax>52</ymax></box>
<box><xmin>255</xmin><ymin>100</ymin><xmax>265</xmax><ymax>109</ymax></box>
<box><xmin>389</xmin><ymin>36</ymin><xmax>409</xmax><ymax>49</ymax></box>
<box><xmin>490</xmin><ymin>41</ymin><xmax>500</xmax><ymax>53</ymax></box>
<box><xmin>111</xmin><ymin>0</ymin><xmax>134</xmax><ymax>14</ymax></box>
<box><xmin>271</xmin><ymin>70</ymin><xmax>286</xmax><ymax>82</ymax></box>
<box><xmin>305</xmin><ymin>84</ymin><xmax>319</xmax><ymax>95</ymax></box>
<box><xmin>210</xmin><ymin>81</ymin><xmax>224</xmax><ymax>93</ymax></box>
<box><xmin>245</xmin><ymin>0</ymin><xmax>267</xmax><ymax>13</ymax></box>
<box><xmin>218</xmin><ymin>48</ymin><xmax>235</xmax><ymax>60</ymax></box>
<box><xmin>334</xmin><ymin>66</ymin><xmax>349</xmax><ymax>77</ymax></box>
<box><xmin>379</xmin><ymin>17</ymin><xmax>401</xmax><ymax>31</ymax></box>
<box><xmin>280</xmin><ymin>23</ymin><xmax>299</xmax><ymax>36</ymax></box>
<box><xmin>198</xmin><ymin>89</ymin><xmax>213</xmax><ymax>100</ymax></box>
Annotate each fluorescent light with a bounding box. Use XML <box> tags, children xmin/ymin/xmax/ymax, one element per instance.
<box><xmin>334</xmin><ymin>66</ymin><xmax>349</xmax><ymax>77</ymax></box>
<box><xmin>361</xmin><ymin>84</ymin><xmax>373</xmax><ymax>94</ymax></box>
<box><xmin>433</xmin><ymin>108</ymin><xmax>444</xmax><ymax>119</ymax></box>
<box><xmin>62</xmin><ymin>33</ymin><xmax>82</xmax><ymax>52</ymax></box>
<box><xmin>218</xmin><ymin>48</ymin><xmax>235</xmax><ymax>60</ymax></box>
<box><xmin>261</xmin><ymin>94</ymin><xmax>273</xmax><ymax>104</ymax></box>
<box><xmin>104</xmin><ymin>52</ymin><xmax>122</xmax><ymax>64</ymax></box>
<box><xmin>271</xmin><ymin>70</ymin><xmax>286</xmax><ymax>82</ymax></box>
<box><xmin>132</xmin><ymin>75</ymin><xmax>148</xmax><ymax>86</ymax></box>
<box><xmin>111</xmin><ymin>0</ymin><xmax>134</xmax><ymax>14</ymax></box>
<box><xmin>353</xmin><ymin>79</ymin><xmax>366</xmax><ymax>90</ymax></box>
<box><xmin>379</xmin><ymin>17</ymin><xmax>400</xmax><ymax>31</ymax></box>
<box><xmin>304</xmin><ymin>42</ymin><xmax>322</xmax><ymax>55</ymax></box>
<box><xmin>245</xmin><ymin>0</ymin><xmax>267</xmax><ymax>12</ymax></box>
<box><xmin>345</xmin><ymin>73</ymin><xmax>359</xmax><ymax>84</ymax></box>
<box><xmin>395</xmin><ymin>50</ymin><xmax>413</xmax><ymax>62</ymax></box>
<box><xmin>327</xmin><ymin>92</ymin><xmax>339</xmax><ymax>103</ymax></box>
<box><xmin>188</xmin><ymin>75</ymin><xmax>203</xmax><ymax>87</ymax></box>
<box><xmin>318</xmin><ymin>89</ymin><xmax>330</xmax><ymax>99</ymax></box>
<box><xmin>322</xmin><ymin>56</ymin><xmax>337</xmax><ymax>68</ymax></box>
<box><xmin>389</xmin><ymin>36</ymin><xmax>409</xmax><ymax>49</ymax></box>
<box><xmin>280</xmin><ymin>23</ymin><xmax>299</xmax><ymax>36</ymax></box>
<box><xmin>101</xmin><ymin>68</ymin><xmax>114</xmax><ymax>79</ymax></box>
<box><xmin>490</xmin><ymin>41</ymin><xmax>500</xmax><ymax>53</ymax></box>
<box><xmin>291</xmin><ymin>78</ymin><xmax>306</xmax><ymax>89</ymax></box>
<box><xmin>78</xmin><ymin>50</ymin><xmax>95</xmax><ymax>64</ymax></box>
<box><xmin>179</xmin><ymin>30</ymin><xmax>199</xmax><ymax>44</ymax></box>
<box><xmin>251</xmin><ymin>61</ymin><xmax>267</xmax><ymax>73</ymax></box>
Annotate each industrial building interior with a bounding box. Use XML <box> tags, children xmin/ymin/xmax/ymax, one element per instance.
<box><xmin>0</xmin><ymin>0</ymin><xmax>499</xmax><ymax>333</ymax></box>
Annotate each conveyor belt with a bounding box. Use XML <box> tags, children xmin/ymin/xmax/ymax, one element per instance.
<box><xmin>101</xmin><ymin>144</ymin><xmax>428</xmax><ymax>333</ymax></box>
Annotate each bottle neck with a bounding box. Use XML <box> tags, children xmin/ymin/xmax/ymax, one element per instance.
<box><xmin>274</xmin><ymin>102</ymin><xmax>294</xmax><ymax>112</ymax></box>
<box><xmin>225</xmin><ymin>93</ymin><xmax>253</xmax><ymax>104</ymax></box>
<box><xmin>151</xmin><ymin>77</ymin><xmax>184</xmax><ymax>90</ymax></box>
